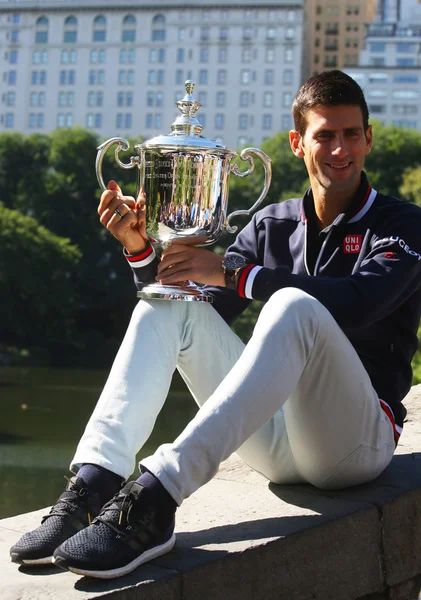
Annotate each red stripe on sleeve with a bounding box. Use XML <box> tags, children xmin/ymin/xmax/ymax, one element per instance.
<box><xmin>237</xmin><ymin>264</ymin><xmax>255</xmax><ymax>298</ymax></box>
<box><xmin>126</xmin><ymin>245</ymin><xmax>153</xmax><ymax>262</ymax></box>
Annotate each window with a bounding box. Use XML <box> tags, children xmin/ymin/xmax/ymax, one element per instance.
<box><xmin>397</xmin><ymin>43</ymin><xmax>415</xmax><ymax>53</ymax></box>
<box><xmin>86</xmin><ymin>113</ymin><xmax>94</xmax><ymax>128</ymax></box>
<box><xmin>152</xmin><ymin>15</ymin><xmax>166</xmax><ymax>41</ymax></box>
<box><xmin>9</xmin><ymin>51</ymin><xmax>18</xmax><ymax>64</ymax></box>
<box><xmin>148</xmin><ymin>70</ymin><xmax>156</xmax><ymax>84</ymax></box>
<box><xmin>6</xmin><ymin>92</ymin><xmax>15</xmax><ymax>106</ymax></box>
<box><xmin>178</xmin><ymin>28</ymin><xmax>185</xmax><ymax>41</ymax></box>
<box><xmin>392</xmin><ymin>104</ymin><xmax>418</xmax><ymax>116</ymax></box>
<box><xmin>369</xmin><ymin>42</ymin><xmax>385</xmax><ymax>52</ymax></box>
<box><xmin>8</xmin><ymin>71</ymin><xmax>16</xmax><ymax>85</ymax></box>
<box><xmin>57</xmin><ymin>113</ymin><xmax>65</xmax><ymax>128</ymax></box>
<box><xmin>243</xmin><ymin>27</ymin><xmax>253</xmax><ymax>40</ymax></box>
<box><xmin>176</xmin><ymin>70</ymin><xmax>183</xmax><ymax>85</ymax></box>
<box><xmin>201</xmin><ymin>27</ymin><xmax>209</xmax><ymax>41</ymax></box>
<box><xmin>35</xmin><ymin>16</ymin><xmax>49</xmax><ymax>44</ymax></box>
<box><xmin>238</xmin><ymin>136</ymin><xmax>249</xmax><ymax>148</ymax></box>
<box><xmin>393</xmin><ymin>90</ymin><xmax>419</xmax><ymax>100</ymax></box>
<box><xmin>392</xmin><ymin>119</ymin><xmax>418</xmax><ymax>129</ymax></box>
<box><xmin>266</xmin><ymin>27</ymin><xmax>276</xmax><ymax>40</ymax></box>
<box><xmin>215</xmin><ymin>113</ymin><xmax>224</xmax><ymax>129</ymax></box>
<box><xmin>263</xmin><ymin>114</ymin><xmax>272</xmax><ymax>129</ymax></box>
<box><xmin>370</xmin><ymin>58</ymin><xmax>385</xmax><ymax>67</ymax></box>
<box><xmin>33</xmin><ymin>50</ymin><xmax>41</xmax><ymax>64</ymax></box>
<box><xmin>397</xmin><ymin>58</ymin><xmax>416</xmax><ymax>67</ymax></box>
<box><xmin>64</xmin><ymin>16</ymin><xmax>78</xmax><ymax>43</ymax></box>
<box><xmin>216</xmin><ymin>91</ymin><xmax>225</xmax><ymax>107</ymax></box>
<box><xmin>155</xmin><ymin>114</ymin><xmax>162</xmax><ymax>128</ymax></box>
<box><xmin>91</xmin><ymin>49</ymin><xmax>106</xmax><ymax>64</ymax></box>
<box><xmin>116</xmin><ymin>113</ymin><xmax>123</xmax><ymax>128</ymax></box>
<box><xmin>218</xmin><ymin>47</ymin><xmax>228</xmax><ymax>63</ymax></box>
<box><xmin>283</xmin><ymin>69</ymin><xmax>293</xmax><ymax>85</ymax></box>
<box><xmin>5</xmin><ymin>113</ymin><xmax>14</xmax><ymax>128</ymax></box>
<box><xmin>146</xmin><ymin>114</ymin><xmax>153</xmax><ymax>128</ymax></box>
<box><xmin>122</xmin><ymin>14</ymin><xmax>136</xmax><ymax>42</ymax></box>
<box><xmin>283</xmin><ymin>91</ymin><xmax>292</xmax><ymax>108</ymax></box>
<box><xmin>12</xmin><ymin>14</ymin><xmax>20</xmax><ymax>25</ymax></box>
<box><xmin>220</xmin><ymin>27</ymin><xmax>228</xmax><ymax>41</ymax></box>
<box><xmin>93</xmin><ymin>15</ymin><xmax>107</xmax><ymax>42</ymax></box>
<box><xmin>95</xmin><ymin>114</ymin><xmax>102</xmax><ymax>128</ymax></box>
<box><xmin>65</xmin><ymin>113</ymin><xmax>72</xmax><ymax>127</ymax></box>
<box><xmin>369</xmin><ymin>104</ymin><xmax>386</xmax><ymax>114</ymax></box>
<box><xmin>264</xmin><ymin>69</ymin><xmax>274</xmax><ymax>85</ymax></box>
<box><xmin>60</xmin><ymin>70</ymin><xmax>75</xmax><ymax>85</ymax></box>
<box><xmin>217</xmin><ymin>69</ymin><xmax>227</xmax><ymax>85</ymax></box>
<box><xmin>239</xmin><ymin>114</ymin><xmax>248</xmax><ymax>129</ymax></box>
<box><xmin>368</xmin><ymin>73</ymin><xmax>388</xmax><ymax>83</ymax></box>
<box><xmin>286</xmin><ymin>26</ymin><xmax>296</xmax><ymax>40</ymax></box>
<box><xmin>155</xmin><ymin>91</ymin><xmax>163</xmax><ymax>107</ymax></box>
<box><xmin>157</xmin><ymin>70</ymin><xmax>164</xmax><ymax>85</ymax></box>
<box><xmin>197</xmin><ymin>114</ymin><xmax>206</xmax><ymax>127</ymax></box>
<box><xmin>200</xmin><ymin>47</ymin><xmax>209</xmax><ymax>63</ymax></box>
<box><xmin>177</xmin><ymin>48</ymin><xmax>185</xmax><ymax>63</ymax></box>
<box><xmin>199</xmin><ymin>69</ymin><xmax>208</xmax><ymax>85</ymax></box>
<box><xmin>61</xmin><ymin>50</ymin><xmax>77</xmax><ymax>64</ymax></box>
<box><xmin>281</xmin><ymin>114</ymin><xmax>291</xmax><ymax>130</ymax></box>
<box><xmin>284</xmin><ymin>47</ymin><xmax>293</xmax><ymax>63</ymax></box>
<box><xmin>241</xmin><ymin>69</ymin><xmax>251</xmax><ymax>84</ymax></box>
<box><xmin>242</xmin><ymin>46</ymin><xmax>252</xmax><ymax>63</ymax></box>
<box><xmin>265</xmin><ymin>47</ymin><xmax>275</xmax><ymax>63</ymax></box>
<box><xmin>29</xmin><ymin>113</ymin><xmax>36</xmax><ymax>128</ymax></box>
<box><xmin>263</xmin><ymin>91</ymin><xmax>273</xmax><ymax>107</ymax></box>
<box><xmin>394</xmin><ymin>74</ymin><xmax>418</xmax><ymax>84</ymax></box>
<box><xmin>367</xmin><ymin>89</ymin><xmax>387</xmax><ymax>98</ymax></box>
<box><xmin>11</xmin><ymin>30</ymin><xmax>19</xmax><ymax>43</ymax></box>
<box><xmin>240</xmin><ymin>91</ymin><xmax>249</xmax><ymax>107</ymax></box>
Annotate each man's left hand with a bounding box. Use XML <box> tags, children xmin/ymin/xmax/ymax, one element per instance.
<box><xmin>156</xmin><ymin>243</ymin><xmax>225</xmax><ymax>287</ymax></box>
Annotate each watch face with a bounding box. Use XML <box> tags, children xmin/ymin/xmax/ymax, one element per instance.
<box><xmin>224</xmin><ymin>255</ymin><xmax>246</xmax><ymax>270</ymax></box>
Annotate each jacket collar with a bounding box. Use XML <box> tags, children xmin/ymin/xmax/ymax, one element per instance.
<box><xmin>301</xmin><ymin>171</ymin><xmax>377</xmax><ymax>229</ymax></box>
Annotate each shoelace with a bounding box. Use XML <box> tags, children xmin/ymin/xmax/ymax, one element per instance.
<box><xmin>94</xmin><ymin>490</ymin><xmax>151</xmax><ymax>537</ymax></box>
<box><xmin>41</xmin><ymin>477</ymin><xmax>92</xmax><ymax>525</ymax></box>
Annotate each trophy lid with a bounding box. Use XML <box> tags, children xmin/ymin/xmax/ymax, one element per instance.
<box><xmin>140</xmin><ymin>80</ymin><xmax>231</xmax><ymax>152</ymax></box>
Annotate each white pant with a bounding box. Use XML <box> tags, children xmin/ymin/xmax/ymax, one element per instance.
<box><xmin>71</xmin><ymin>288</ymin><xmax>395</xmax><ymax>506</ymax></box>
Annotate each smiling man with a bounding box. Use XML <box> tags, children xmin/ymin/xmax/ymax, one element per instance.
<box><xmin>11</xmin><ymin>70</ymin><xmax>421</xmax><ymax>579</ymax></box>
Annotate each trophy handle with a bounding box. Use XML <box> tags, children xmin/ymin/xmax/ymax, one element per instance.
<box><xmin>95</xmin><ymin>137</ymin><xmax>141</xmax><ymax>191</ymax></box>
<box><xmin>225</xmin><ymin>148</ymin><xmax>272</xmax><ymax>234</ymax></box>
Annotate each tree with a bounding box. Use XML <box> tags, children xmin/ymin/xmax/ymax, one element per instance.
<box><xmin>0</xmin><ymin>203</ymin><xmax>81</xmax><ymax>364</ymax></box>
<box><xmin>399</xmin><ymin>166</ymin><xmax>421</xmax><ymax>208</ymax></box>
<box><xmin>365</xmin><ymin>121</ymin><xmax>421</xmax><ymax>198</ymax></box>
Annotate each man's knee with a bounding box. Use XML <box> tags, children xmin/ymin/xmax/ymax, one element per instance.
<box><xmin>255</xmin><ymin>287</ymin><xmax>325</xmax><ymax>333</ymax></box>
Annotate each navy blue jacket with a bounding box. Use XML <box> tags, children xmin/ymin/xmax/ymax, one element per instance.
<box><xmin>126</xmin><ymin>172</ymin><xmax>421</xmax><ymax>434</ymax></box>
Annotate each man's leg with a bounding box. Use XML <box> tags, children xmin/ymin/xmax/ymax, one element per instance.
<box><xmin>51</xmin><ymin>288</ymin><xmax>395</xmax><ymax>579</ymax></box>
<box><xmin>143</xmin><ymin>287</ymin><xmax>396</xmax><ymax>504</ymax></box>
<box><xmin>10</xmin><ymin>298</ymin><xmax>249</xmax><ymax>565</ymax></box>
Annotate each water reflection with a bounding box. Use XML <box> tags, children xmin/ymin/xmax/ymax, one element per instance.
<box><xmin>0</xmin><ymin>367</ymin><xmax>196</xmax><ymax>519</ymax></box>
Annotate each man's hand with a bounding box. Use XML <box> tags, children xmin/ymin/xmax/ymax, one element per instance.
<box><xmin>98</xmin><ymin>181</ymin><xmax>148</xmax><ymax>255</ymax></box>
<box><xmin>157</xmin><ymin>242</ymin><xmax>225</xmax><ymax>287</ymax></box>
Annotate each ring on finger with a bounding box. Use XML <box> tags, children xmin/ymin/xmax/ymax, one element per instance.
<box><xmin>114</xmin><ymin>207</ymin><xmax>124</xmax><ymax>220</ymax></box>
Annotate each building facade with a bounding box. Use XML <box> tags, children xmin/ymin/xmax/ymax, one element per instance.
<box><xmin>302</xmin><ymin>0</ymin><xmax>377</xmax><ymax>81</ymax></box>
<box><xmin>0</xmin><ymin>0</ymin><xmax>303</xmax><ymax>148</ymax></box>
<box><xmin>345</xmin><ymin>0</ymin><xmax>421</xmax><ymax>131</ymax></box>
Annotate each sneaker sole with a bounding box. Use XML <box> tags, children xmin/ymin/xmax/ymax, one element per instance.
<box><xmin>53</xmin><ymin>533</ymin><xmax>176</xmax><ymax>579</ymax></box>
<box><xmin>11</xmin><ymin>554</ymin><xmax>53</xmax><ymax>565</ymax></box>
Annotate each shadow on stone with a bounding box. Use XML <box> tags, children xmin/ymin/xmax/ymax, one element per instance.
<box><xmin>18</xmin><ymin>563</ymin><xmax>62</xmax><ymax>577</ymax></box>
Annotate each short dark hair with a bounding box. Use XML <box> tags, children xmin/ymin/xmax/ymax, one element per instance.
<box><xmin>292</xmin><ymin>70</ymin><xmax>369</xmax><ymax>136</ymax></box>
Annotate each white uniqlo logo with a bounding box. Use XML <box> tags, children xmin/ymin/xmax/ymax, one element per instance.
<box><xmin>344</xmin><ymin>235</ymin><xmax>362</xmax><ymax>254</ymax></box>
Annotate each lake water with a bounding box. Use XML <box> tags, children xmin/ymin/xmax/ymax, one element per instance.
<box><xmin>0</xmin><ymin>366</ymin><xmax>196</xmax><ymax>519</ymax></box>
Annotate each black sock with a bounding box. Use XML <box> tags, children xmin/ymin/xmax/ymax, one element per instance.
<box><xmin>136</xmin><ymin>467</ymin><xmax>177</xmax><ymax>524</ymax></box>
<box><xmin>77</xmin><ymin>463</ymin><xmax>123</xmax><ymax>507</ymax></box>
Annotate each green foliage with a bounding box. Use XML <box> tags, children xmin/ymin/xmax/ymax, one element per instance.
<box><xmin>399</xmin><ymin>166</ymin><xmax>421</xmax><ymax>207</ymax></box>
<box><xmin>0</xmin><ymin>203</ymin><xmax>81</xmax><ymax>362</ymax></box>
<box><xmin>2</xmin><ymin>123</ymin><xmax>421</xmax><ymax>374</ymax></box>
<box><xmin>365</xmin><ymin>121</ymin><xmax>421</xmax><ymax>198</ymax></box>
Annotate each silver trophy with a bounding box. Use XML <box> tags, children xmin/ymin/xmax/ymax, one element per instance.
<box><xmin>96</xmin><ymin>80</ymin><xmax>272</xmax><ymax>302</ymax></box>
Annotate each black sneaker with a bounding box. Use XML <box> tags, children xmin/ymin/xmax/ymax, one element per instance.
<box><xmin>10</xmin><ymin>476</ymin><xmax>102</xmax><ymax>565</ymax></box>
<box><xmin>52</xmin><ymin>481</ymin><xmax>176</xmax><ymax>579</ymax></box>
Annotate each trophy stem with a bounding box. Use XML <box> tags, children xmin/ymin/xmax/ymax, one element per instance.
<box><xmin>137</xmin><ymin>282</ymin><xmax>213</xmax><ymax>302</ymax></box>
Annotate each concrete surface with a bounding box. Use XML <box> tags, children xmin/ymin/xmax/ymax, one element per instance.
<box><xmin>2</xmin><ymin>385</ymin><xmax>421</xmax><ymax>600</ymax></box>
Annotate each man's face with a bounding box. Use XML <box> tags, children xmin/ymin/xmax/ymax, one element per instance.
<box><xmin>289</xmin><ymin>104</ymin><xmax>373</xmax><ymax>195</ymax></box>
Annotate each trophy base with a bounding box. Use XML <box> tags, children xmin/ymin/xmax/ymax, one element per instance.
<box><xmin>137</xmin><ymin>282</ymin><xmax>213</xmax><ymax>302</ymax></box>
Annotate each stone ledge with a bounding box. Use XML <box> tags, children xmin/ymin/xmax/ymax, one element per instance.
<box><xmin>2</xmin><ymin>385</ymin><xmax>421</xmax><ymax>600</ymax></box>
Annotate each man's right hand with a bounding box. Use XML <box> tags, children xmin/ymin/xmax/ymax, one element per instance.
<box><xmin>98</xmin><ymin>181</ymin><xmax>149</xmax><ymax>255</ymax></box>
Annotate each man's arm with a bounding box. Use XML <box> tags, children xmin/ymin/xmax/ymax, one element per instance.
<box><xmin>240</xmin><ymin>220</ymin><xmax>421</xmax><ymax>330</ymax></box>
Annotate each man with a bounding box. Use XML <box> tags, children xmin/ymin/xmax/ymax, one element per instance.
<box><xmin>11</xmin><ymin>70</ymin><xmax>421</xmax><ymax>579</ymax></box>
